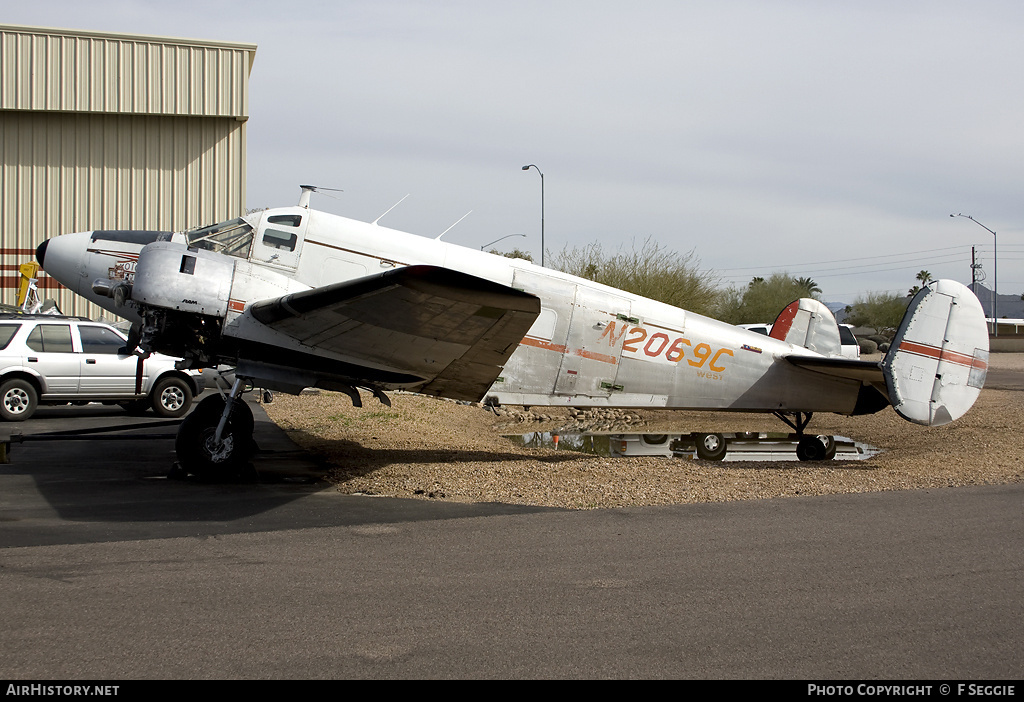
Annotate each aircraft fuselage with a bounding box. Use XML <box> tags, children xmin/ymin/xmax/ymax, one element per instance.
<box><xmin>38</xmin><ymin>205</ymin><xmax>865</xmax><ymax>414</ymax></box>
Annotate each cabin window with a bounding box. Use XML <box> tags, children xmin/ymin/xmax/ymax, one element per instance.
<box><xmin>527</xmin><ymin>308</ymin><xmax>557</xmax><ymax>341</ymax></box>
<box><xmin>185</xmin><ymin>218</ymin><xmax>254</xmax><ymax>259</ymax></box>
<box><xmin>261</xmin><ymin>229</ymin><xmax>298</xmax><ymax>251</ymax></box>
<box><xmin>268</xmin><ymin>214</ymin><xmax>302</xmax><ymax>227</ymax></box>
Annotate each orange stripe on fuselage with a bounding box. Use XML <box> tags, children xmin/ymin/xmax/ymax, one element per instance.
<box><xmin>519</xmin><ymin>337</ymin><xmax>618</xmax><ymax>365</ymax></box>
<box><xmin>576</xmin><ymin>349</ymin><xmax>618</xmax><ymax>365</ymax></box>
<box><xmin>520</xmin><ymin>337</ymin><xmax>568</xmax><ymax>354</ymax></box>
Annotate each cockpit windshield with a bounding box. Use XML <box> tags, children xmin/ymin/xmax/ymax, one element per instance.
<box><xmin>184</xmin><ymin>217</ymin><xmax>255</xmax><ymax>259</ymax></box>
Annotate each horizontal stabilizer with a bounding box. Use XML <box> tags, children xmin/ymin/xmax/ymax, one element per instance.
<box><xmin>881</xmin><ymin>279</ymin><xmax>989</xmax><ymax>426</ymax></box>
<box><xmin>785</xmin><ymin>355</ymin><xmax>884</xmax><ymax>384</ymax></box>
<box><xmin>770</xmin><ymin>298</ymin><xmax>842</xmax><ymax>356</ymax></box>
<box><xmin>783</xmin><ymin>355</ymin><xmax>890</xmax><ymax>416</ymax></box>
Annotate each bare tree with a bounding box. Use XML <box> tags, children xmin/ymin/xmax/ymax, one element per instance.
<box><xmin>549</xmin><ymin>237</ymin><xmax>720</xmax><ymax>316</ymax></box>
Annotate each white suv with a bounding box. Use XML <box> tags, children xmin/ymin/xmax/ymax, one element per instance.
<box><xmin>0</xmin><ymin>315</ymin><xmax>204</xmax><ymax>421</ymax></box>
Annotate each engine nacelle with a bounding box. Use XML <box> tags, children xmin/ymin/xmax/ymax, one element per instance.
<box><xmin>133</xmin><ymin>241</ymin><xmax>235</xmax><ymax>317</ymax></box>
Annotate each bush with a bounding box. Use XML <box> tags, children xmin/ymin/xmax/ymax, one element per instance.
<box><xmin>549</xmin><ymin>237</ymin><xmax>720</xmax><ymax>316</ymax></box>
<box><xmin>715</xmin><ymin>273</ymin><xmax>821</xmax><ymax>325</ymax></box>
<box><xmin>858</xmin><ymin>339</ymin><xmax>878</xmax><ymax>355</ymax></box>
<box><xmin>844</xmin><ymin>292</ymin><xmax>909</xmax><ymax>336</ymax></box>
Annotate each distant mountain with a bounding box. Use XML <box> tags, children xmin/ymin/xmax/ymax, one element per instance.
<box><xmin>823</xmin><ymin>301</ymin><xmax>849</xmax><ymax>323</ymax></box>
<box><xmin>969</xmin><ymin>283</ymin><xmax>1024</xmax><ymax>320</ymax></box>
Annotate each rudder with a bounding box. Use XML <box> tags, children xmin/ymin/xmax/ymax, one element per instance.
<box><xmin>770</xmin><ymin>298</ymin><xmax>842</xmax><ymax>356</ymax></box>
<box><xmin>881</xmin><ymin>280</ymin><xmax>989</xmax><ymax>426</ymax></box>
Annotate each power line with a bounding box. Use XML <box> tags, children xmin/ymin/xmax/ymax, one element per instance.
<box><xmin>716</xmin><ymin>244</ymin><xmax>969</xmax><ymax>273</ymax></box>
<box><xmin>718</xmin><ymin>253</ymin><xmax>970</xmax><ymax>282</ymax></box>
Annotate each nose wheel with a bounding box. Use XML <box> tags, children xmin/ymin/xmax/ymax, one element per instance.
<box><xmin>173</xmin><ymin>378</ymin><xmax>256</xmax><ymax>480</ymax></box>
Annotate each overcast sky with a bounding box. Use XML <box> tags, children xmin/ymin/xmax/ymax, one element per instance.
<box><xmin>7</xmin><ymin>1</ymin><xmax>1023</xmax><ymax>305</ymax></box>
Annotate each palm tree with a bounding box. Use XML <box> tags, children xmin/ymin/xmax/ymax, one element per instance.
<box><xmin>909</xmin><ymin>270</ymin><xmax>933</xmax><ymax>297</ymax></box>
<box><xmin>795</xmin><ymin>276</ymin><xmax>822</xmax><ymax>297</ymax></box>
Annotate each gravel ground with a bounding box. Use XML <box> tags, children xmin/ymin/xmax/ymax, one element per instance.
<box><xmin>263</xmin><ymin>353</ymin><xmax>1024</xmax><ymax>509</ymax></box>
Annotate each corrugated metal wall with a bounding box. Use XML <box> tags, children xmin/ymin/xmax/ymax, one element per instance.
<box><xmin>0</xmin><ymin>27</ymin><xmax>253</xmax><ymax>117</ymax></box>
<box><xmin>0</xmin><ymin>24</ymin><xmax>256</xmax><ymax>318</ymax></box>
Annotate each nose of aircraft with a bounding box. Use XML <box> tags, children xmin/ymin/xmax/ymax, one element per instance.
<box><xmin>35</xmin><ymin>231</ymin><xmax>90</xmax><ymax>295</ymax></box>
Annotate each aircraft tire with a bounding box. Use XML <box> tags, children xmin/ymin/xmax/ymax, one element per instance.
<box><xmin>174</xmin><ymin>395</ymin><xmax>255</xmax><ymax>480</ymax></box>
<box><xmin>695</xmin><ymin>433</ymin><xmax>727</xmax><ymax>461</ymax></box>
<box><xmin>796</xmin><ymin>435</ymin><xmax>834</xmax><ymax>461</ymax></box>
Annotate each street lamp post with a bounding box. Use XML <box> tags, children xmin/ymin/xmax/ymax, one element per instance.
<box><xmin>481</xmin><ymin>233</ymin><xmax>526</xmax><ymax>251</ymax></box>
<box><xmin>951</xmin><ymin>213</ymin><xmax>998</xmax><ymax>337</ymax></box>
<box><xmin>522</xmin><ymin>164</ymin><xmax>544</xmax><ymax>267</ymax></box>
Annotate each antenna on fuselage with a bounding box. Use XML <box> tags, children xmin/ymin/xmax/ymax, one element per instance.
<box><xmin>436</xmin><ymin>211</ymin><xmax>472</xmax><ymax>240</ymax></box>
<box><xmin>373</xmin><ymin>194</ymin><xmax>410</xmax><ymax>225</ymax></box>
<box><xmin>297</xmin><ymin>184</ymin><xmax>343</xmax><ymax>208</ymax></box>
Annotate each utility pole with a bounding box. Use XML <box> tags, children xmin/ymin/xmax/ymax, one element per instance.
<box><xmin>952</xmin><ymin>214</ymin><xmax>998</xmax><ymax>337</ymax></box>
<box><xmin>971</xmin><ymin>246</ymin><xmax>977</xmax><ymax>289</ymax></box>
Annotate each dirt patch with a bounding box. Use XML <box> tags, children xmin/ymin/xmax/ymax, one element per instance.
<box><xmin>262</xmin><ymin>353</ymin><xmax>1024</xmax><ymax>509</ymax></box>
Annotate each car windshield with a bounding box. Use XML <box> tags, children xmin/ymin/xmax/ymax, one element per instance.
<box><xmin>185</xmin><ymin>218</ymin><xmax>254</xmax><ymax>258</ymax></box>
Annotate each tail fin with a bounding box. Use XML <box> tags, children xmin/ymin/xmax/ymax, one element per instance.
<box><xmin>881</xmin><ymin>280</ymin><xmax>989</xmax><ymax>426</ymax></box>
<box><xmin>770</xmin><ymin>298</ymin><xmax>842</xmax><ymax>356</ymax></box>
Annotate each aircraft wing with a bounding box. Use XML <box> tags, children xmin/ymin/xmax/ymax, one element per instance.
<box><xmin>249</xmin><ymin>265</ymin><xmax>540</xmax><ymax>401</ymax></box>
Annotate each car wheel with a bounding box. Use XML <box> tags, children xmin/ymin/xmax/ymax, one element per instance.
<box><xmin>817</xmin><ymin>434</ymin><xmax>837</xmax><ymax>461</ymax></box>
<box><xmin>695</xmin><ymin>432</ymin><xmax>727</xmax><ymax>461</ymax></box>
<box><xmin>0</xmin><ymin>379</ymin><xmax>38</xmax><ymax>422</ymax></box>
<box><xmin>150</xmin><ymin>376</ymin><xmax>193</xmax><ymax>418</ymax></box>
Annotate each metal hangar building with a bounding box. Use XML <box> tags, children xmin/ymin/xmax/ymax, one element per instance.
<box><xmin>0</xmin><ymin>23</ymin><xmax>257</xmax><ymax>317</ymax></box>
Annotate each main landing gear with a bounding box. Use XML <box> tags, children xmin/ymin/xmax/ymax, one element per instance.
<box><xmin>172</xmin><ymin>377</ymin><xmax>257</xmax><ymax>481</ymax></box>
<box><xmin>773</xmin><ymin>411</ymin><xmax>837</xmax><ymax>462</ymax></box>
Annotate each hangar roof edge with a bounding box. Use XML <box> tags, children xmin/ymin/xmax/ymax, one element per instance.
<box><xmin>0</xmin><ymin>23</ymin><xmax>257</xmax><ymax>52</ymax></box>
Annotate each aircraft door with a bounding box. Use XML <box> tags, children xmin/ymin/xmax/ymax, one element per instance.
<box><xmin>251</xmin><ymin>210</ymin><xmax>308</xmax><ymax>270</ymax></box>
<box><xmin>554</xmin><ymin>286</ymin><xmax>631</xmax><ymax>397</ymax></box>
<box><xmin>505</xmin><ymin>269</ymin><xmax>574</xmax><ymax>396</ymax></box>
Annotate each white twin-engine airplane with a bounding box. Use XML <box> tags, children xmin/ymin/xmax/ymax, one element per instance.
<box><xmin>36</xmin><ymin>186</ymin><xmax>989</xmax><ymax>477</ymax></box>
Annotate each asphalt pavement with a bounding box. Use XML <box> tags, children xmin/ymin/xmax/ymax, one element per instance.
<box><xmin>0</xmin><ymin>395</ymin><xmax>1021</xmax><ymax>679</ymax></box>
